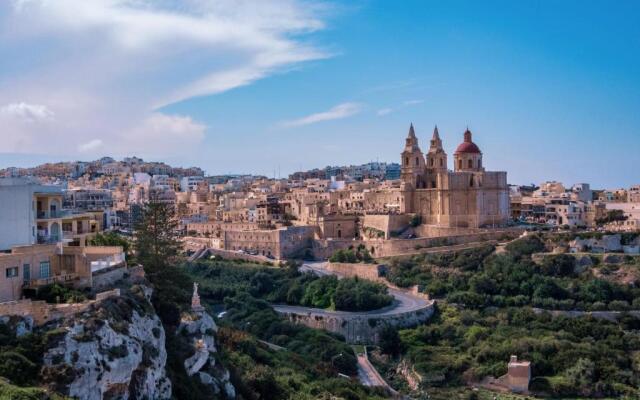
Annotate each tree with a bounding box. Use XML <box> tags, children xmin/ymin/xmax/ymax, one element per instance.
<box><xmin>134</xmin><ymin>196</ymin><xmax>182</xmax><ymax>270</ymax></box>
<box><xmin>379</xmin><ymin>325</ymin><xmax>403</xmax><ymax>356</ymax></box>
<box><xmin>89</xmin><ymin>231</ymin><xmax>131</xmax><ymax>255</ymax></box>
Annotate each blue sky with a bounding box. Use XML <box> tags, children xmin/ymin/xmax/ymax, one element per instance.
<box><xmin>1</xmin><ymin>0</ymin><xmax>639</xmax><ymax>188</ymax></box>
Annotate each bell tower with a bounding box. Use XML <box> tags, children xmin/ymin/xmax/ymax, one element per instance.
<box><xmin>426</xmin><ymin>125</ymin><xmax>448</xmax><ymax>172</ymax></box>
<box><xmin>400</xmin><ymin>123</ymin><xmax>426</xmax><ymax>189</ymax></box>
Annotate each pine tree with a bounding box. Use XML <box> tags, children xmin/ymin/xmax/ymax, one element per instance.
<box><xmin>134</xmin><ymin>195</ymin><xmax>182</xmax><ymax>270</ymax></box>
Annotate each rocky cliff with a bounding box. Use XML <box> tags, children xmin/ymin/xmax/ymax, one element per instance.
<box><xmin>40</xmin><ymin>284</ymin><xmax>172</xmax><ymax>399</ymax></box>
<box><xmin>178</xmin><ymin>309</ymin><xmax>235</xmax><ymax>398</ymax></box>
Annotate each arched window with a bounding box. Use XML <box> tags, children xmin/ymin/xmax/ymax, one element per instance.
<box><xmin>337</xmin><ymin>229</ymin><xmax>342</xmax><ymax>238</ymax></box>
<box><xmin>440</xmin><ymin>159</ymin><xmax>444</xmax><ymax>167</ymax></box>
<box><xmin>458</xmin><ymin>159</ymin><xmax>462</xmax><ymax>170</ymax></box>
<box><xmin>470</xmin><ymin>176</ymin><xmax>474</xmax><ymax>187</ymax></box>
<box><xmin>405</xmin><ymin>157</ymin><xmax>409</xmax><ymax>166</ymax></box>
<box><xmin>468</xmin><ymin>159</ymin><xmax>473</xmax><ymax>168</ymax></box>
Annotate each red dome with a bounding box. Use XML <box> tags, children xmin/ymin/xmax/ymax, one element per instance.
<box><xmin>455</xmin><ymin>141</ymin><xmax>481</xmax><ymax>154</ymax></box>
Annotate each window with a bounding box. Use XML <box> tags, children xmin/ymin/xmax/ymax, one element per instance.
<box><xmin>6</xmin><ymin>267</ymin><xmax>18</xmax><ymax>278</ymax></box>
<box><xmin>440</xmin><ymin>159</ymin><xmax>444</xmax><ymax>167</ymax></box>
<box><xmin>478</xmin><ymin>159</ymin><xmax>482</xmax><ymax>169</ymax></box>
<box><xmin>23</xmin><ymin>264</ymin><xmax>30</xmax><ymax>283</ymax></box>
<box><xmin>458</xmin><ymin>159</ymin><xmax>462</xmax><ymax>169</ymax></box>
<box><xmin>39</xmin><ymin>261</ymin><xmax>51</xmax><ymax>279</ymax></box>
<box><xmin>468</xmin><ymin>159</ymin><xmax>473</xmax><ymax>168</ymax></box>
<box><xmin>415</xmin><ymin>157</ymin><xmax>419</xmax><ymax>166</ymax></box>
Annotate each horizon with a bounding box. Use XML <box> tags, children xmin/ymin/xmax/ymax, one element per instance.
<box><xmin>1</xmin><ymin>0</ymin><xmax>639</xmax><ymax>187</ymax></box>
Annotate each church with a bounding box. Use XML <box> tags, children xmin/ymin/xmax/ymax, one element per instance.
<box><xmin>399</xmin><ymin>124</ymin><xmax>510</xmax><ymax>228</ymax></box>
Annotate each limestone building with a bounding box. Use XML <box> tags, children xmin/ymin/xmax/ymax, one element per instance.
<box><xmin>399</xmin><ymin>124</ymin><xmax>510</xmax><ymax>228</ymax></box>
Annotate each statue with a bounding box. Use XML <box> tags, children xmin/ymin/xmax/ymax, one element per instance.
<box><xmin>191</xmin><ymin>282</ymin><xmax>204</xmax><ymax>312</ymax></box>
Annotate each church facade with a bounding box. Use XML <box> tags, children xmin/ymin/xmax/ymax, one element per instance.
<box><xmin>399</xmin><ymin>124</ymin><xmax>510</xmax><ymax>228</ymax></box>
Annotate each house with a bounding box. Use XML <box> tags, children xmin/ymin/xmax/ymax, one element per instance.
<box><xmin>0</xmin><ymin>244</ymin><xmax>125</xmax><ymax>302</ymax></box>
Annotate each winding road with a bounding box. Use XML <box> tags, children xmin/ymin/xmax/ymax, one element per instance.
<box><xmin>272</xmin><ymin>262</ymin><xmax>432</xmax><ymax>318</ymax></box>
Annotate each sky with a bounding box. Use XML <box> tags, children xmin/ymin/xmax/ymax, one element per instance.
<box><xmin>0</xmin><ymin>0</ymin><xmax>639</xmax><ymax>188</ymax></box>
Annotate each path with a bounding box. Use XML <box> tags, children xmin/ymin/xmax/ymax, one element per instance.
<box><xmin>355</xmin><ymin>347</ymin><xmax>403</xmax><ymax>398</ymax></box>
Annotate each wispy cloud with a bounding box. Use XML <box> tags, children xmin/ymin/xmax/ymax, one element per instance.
<box><xmin>0</xmin><ymin>0</ymin><xmax>333</xmax><ymax>157</ymax></box>
<box><xmin>280</xmin><ymin>102</ymin><xmax>362</xmax><ymax>127</ymax></box>
<box><xmin>376</xmin><ymin>99</ymin><xmax>424</xmax><ymax>117</ymax></box>
<box><xmin>403</xmin><ymin>99</ymin><xmax>424</xmax><ymax>106</ymax></box>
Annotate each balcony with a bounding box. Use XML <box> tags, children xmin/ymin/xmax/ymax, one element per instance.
<box><xmin>37</xmin><ymin>234</ymin><xmax>60</xmax><ymax>244</ymax></box>
<box><xmin>25</xmin><ymin>273</ymin><xmax>78</xmax><ymax>289</ymax></box>
<box><xmin>36</xmin><ymin>210</ymin><xmax>69</xmax><ymax>220</ymax></box>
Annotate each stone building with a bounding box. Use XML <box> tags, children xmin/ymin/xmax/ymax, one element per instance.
<box><xmin>506</xmin><ymin>355</ymin><xmax>531</xmax><ymax>393</ymax></box>
<box><xmin>398</xmin><ymin>125</ymin><xmax>510</xmax><ymax>228</ymax></box>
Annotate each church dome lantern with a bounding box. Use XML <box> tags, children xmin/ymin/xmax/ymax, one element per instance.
<box><xmin>454</xmin><ymin>128</ymin><xmax>482</xmax><ymax>154</ymax></box>
<box><xmin>453</xmin><ymin>128</ymin><xmax>483</xmax><ymax>172</ymax></box>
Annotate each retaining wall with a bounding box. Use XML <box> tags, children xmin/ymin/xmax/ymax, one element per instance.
<box><xmin>277</xmin><ymin>301</ymin><xmax>435</xmax><ymax>344</ymax></box>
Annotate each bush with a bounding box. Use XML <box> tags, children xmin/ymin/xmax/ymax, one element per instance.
<box><xmin>29</xmin><ymin>284</ymin><xmax>87</xmax><ymax>304</ymax></box>
<box><xmin>505</xmin><ymin>235</ymin><xmax>545</xmax><ymax>259</ymax></box>
<box><xmin>0</xmin><ymin>352</ymin><xmax>38</xmax><ymax>385</ymax></box>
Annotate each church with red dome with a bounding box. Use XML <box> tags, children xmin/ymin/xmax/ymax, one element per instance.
<box><xmin>399</xmin><ymin>124</ymin><xmax>510</xmax><ymax>228</ymax></box>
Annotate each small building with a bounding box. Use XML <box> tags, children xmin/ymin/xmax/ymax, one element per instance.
<box><xmin>506</xmin><ymin>355</ymin><xmax>531</xmax><ymax>393</ymax></box>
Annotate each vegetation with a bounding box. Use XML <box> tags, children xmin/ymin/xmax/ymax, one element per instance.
<box><xmin>385</xmin><ymin>236</ymin><xmax>640</xmax><ymax>311</ymax></box>
<box><xmin>392</xmin><ymin>304</ymin><xmax>640</xmax><ymax>398</ymax></box>
<box><xmin>212</xmin><ymin>292</ymin><xmax>387</xmax><ymax>399</ymax></box>
<box><xmin>0</xmin><ymin>380</ymin><xmax>67</xmax><ymax>400</ymax></box>
<box><xmin>88</xmin><ymin>231</ymin><xmax>132</xmax><ymax>255</ymax></box>
<box><xmin>26</xmin><ymin>284</ymin><xmax>87</xmax><ymax>304</ymax></box>
<box><xmin>596</xmin><ymin>209</ymin><xmax>628</xmax><ymax>225</ymax></box>
<box><xmin>329</xmin><ymin>244</ymin><xmax>374</xmax><ymax>263</ymax></box>
<box><xmin>134</xmin><ymin>196</ymin><xmax>182</xmax><ymax>270</ymax></box>
<box><xmin>187</xmin><ymin>259</ymin><xmax>392</xmax><ymax>312</ymax></box>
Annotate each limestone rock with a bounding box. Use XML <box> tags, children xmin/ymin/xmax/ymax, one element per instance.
<box><xmin>41</xmin><ymin>286</ymin><xmax>172</xmax><ymax>400</ymax></box>
<box><xmin>178</xmin><ymin>311</ymin><xmax>234</xmax><ymax>398</ymax></box>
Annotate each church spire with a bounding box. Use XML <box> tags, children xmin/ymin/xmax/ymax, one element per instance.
<box><xmin>432</xmin><ymin>125</ymin><xmax>440</xmax><ymax>140</ymax></box>
<box><xmin>408</xmin><ymin>123</ymin><xmax>416</xmax><ymax>138</ymax></box>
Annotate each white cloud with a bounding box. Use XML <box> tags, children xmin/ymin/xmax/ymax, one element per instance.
<box><xmin>376</xmin><ymin>108</ymin><xmax>393</xmax><ymax>116</ymax></box>
<box><xmin>0</xmin><ymin>0</ymin><xmax>332</xmax><ymax>157</ymax></box>
<box><xmin>280</xmin><ymin>102</ymin><xmax>362</xmax><ymax>128</ymax></box>
<box><xmin>1</xmin><ymin>102</ymin><xmax>54</xmax><ymax>122</ymax></box>
<box><xmin>403</xmin><ymin>99</ymin><xmax>423</xmax><ymax>106</ymax></box>
<box><xmin>120</xmin><ymin>113</ymin><xmax>206</xmax><ymax>155</ymax></box>
<box><xmin>375</xmin><ymin>99</ymin><xmax>424</xmax><ymax>117</ymax></box>
<box><xmin>78</xmin><ymin>139</ymin><xmax>103</xmax><ymax>153</ymax></box>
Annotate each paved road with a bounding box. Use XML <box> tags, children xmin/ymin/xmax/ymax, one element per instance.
<box><xmin>272</xmin><ymin>262</ymin><xmax>431</xmax><ymax>318</ymax></box>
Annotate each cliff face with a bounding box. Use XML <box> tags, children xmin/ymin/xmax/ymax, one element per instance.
<box><xmin>41</xmin><ymin>284</ymin><xmax>172</xmax><ymax>400</ymax></box>
<box><xmin>179</xmin><ymin>310</ymin><xmax>235</xmax><ymax>399</ymax></box>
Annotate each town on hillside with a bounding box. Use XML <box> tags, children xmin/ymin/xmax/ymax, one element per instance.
<box><xmin>1</xmin><ymin>124</ymin><xmax>639</xmax><ymax>399</ymax></box>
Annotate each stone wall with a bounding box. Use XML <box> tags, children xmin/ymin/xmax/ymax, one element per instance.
<box><xmin>206</xmin><ymin>248</ymin><xmax>278</xmax><ymax>264</ymax></box>
<box><xmin>0</xmin><ymin>288</ymin><xmax>120</xmax><ymax>325</ymax></box>
<box><xmin>92</xmin><ymin>265</ymin><xmax>127</xmax><ymax>291</ymax></box>
<box><xmin>312</xmin><ymin>228</ymin><xmax>519</xmax><ymax>260</ymax></box>
<box><xmin>277</xmin><ymin>301</ymin><xmax>435</xmax><ymax>344</ymax></box>
<box><xmin>362</xmin><ymin>214</ymin><xmax>411</xmax><ymax>239</ymax></box>
<box><xmin>326</xmin><ymin>262</ymin><xmax>386</xmax><ymax>282</ymax></box>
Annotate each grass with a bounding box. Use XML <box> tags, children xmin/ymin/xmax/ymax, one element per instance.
<box><xmin>0</xmin><ymin>380</ymin><xmax>67</xmax><ymax>400</ymax></box>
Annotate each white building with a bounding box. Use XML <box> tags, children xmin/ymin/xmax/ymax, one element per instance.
<box><xmin>181</xmin><ymin>176</ymin><xmax>205</xmax><ymax>192</ymax></box>
<box><xmin>0</xmin><ymin>178</ymin><xmax>65</xmax><ymax>250</ymax></box>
